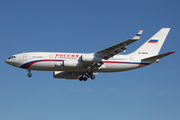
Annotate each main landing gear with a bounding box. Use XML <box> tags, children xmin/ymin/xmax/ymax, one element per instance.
<box><xmin>85</xmin><ymin>71</ymin><xmax>95</xmax><ymax>80</ymax></box>
<box><xmin>79</xmin><ymin>71</ymin><xmax>95</xmax><ymax>81</ymax></box>
<box><xmin>28</xmin><ymin>70</ymin><xmax>32</xmax><ymax>77</ymax></box>
<box><xmin>79</xmin><ymin>76</ymin><xmax>88</xmax><ymax>81</ymax></box>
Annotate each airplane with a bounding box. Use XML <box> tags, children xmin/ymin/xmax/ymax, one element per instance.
<box><xmin>5</xmin><ymin>28</ymin><xmax>175</xmax><ymax>81</ymax></box>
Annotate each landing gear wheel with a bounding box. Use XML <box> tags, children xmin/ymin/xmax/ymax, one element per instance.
<box><xmin>28</xmin><ymin>72</ymin><xmax>32</xmax><ymax>77</ymax></box>
<box><xmin>91</xmin><ymin>75</ymin><xmax>95</xmax><ymax>80</ymax></box>
<box><xmin>83</xmin><ymin>77</ymin><xmax>87</xmax><ymax>81</ymax></box>
<box><xmin>79</xmin><ymin>77</ymin><xmax>83</xmax><ymax>81</ymax></box>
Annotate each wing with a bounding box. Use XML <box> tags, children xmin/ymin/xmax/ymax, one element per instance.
<box><xmin>96</xmin><ymin>29</ymin><xmax>143</xmax><ymax>60</ymax></box>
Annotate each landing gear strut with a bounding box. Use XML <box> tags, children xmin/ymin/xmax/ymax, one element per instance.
<box><xmin>85</xmin><ymin>71</ymin><xmax>95</xmax><ymax>80</ymax></box>
<box><xmin>28</xmin><ymin>70</ymin><xmax>32</xmax><ymax>77</ymax></box>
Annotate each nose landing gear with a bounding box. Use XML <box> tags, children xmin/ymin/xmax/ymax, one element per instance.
<box><xmin>28</xmin><ymin>70</ymin><xmax>32</xmax><ymax>77</ymax></box>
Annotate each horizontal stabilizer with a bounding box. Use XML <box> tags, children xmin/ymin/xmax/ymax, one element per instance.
<box><xmin>142</xmin><ymin>51</ymin><xmax>175</xmax><ymax>63</ymax></box>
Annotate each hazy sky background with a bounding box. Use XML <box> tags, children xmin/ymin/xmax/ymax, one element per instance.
<box><xmin>1</xmin><ymin>0</ymin><xmax>180</xmax><ymax>120</ymax></box>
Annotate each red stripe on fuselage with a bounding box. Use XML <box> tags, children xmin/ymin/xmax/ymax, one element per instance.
<box><xmin>23</xmin><ymin>60</ymin><xmax>63</xmax><ymax>69</ymax></box>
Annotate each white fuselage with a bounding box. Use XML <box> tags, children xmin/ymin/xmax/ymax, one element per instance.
<box><xmin>5</xmin><ymin>52</ymin><xmax>150</xmax><ymax>73</ymax></box>
<box><xmin>5</xmin><ymin>28</ymin><xmax>174</xmax><ymax>80</ymax></box>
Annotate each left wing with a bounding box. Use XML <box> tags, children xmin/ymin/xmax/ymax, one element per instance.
<box><xmin>95</xmin><ymin>29</ymin><xmax>143</xmax><ymax>60</ymax></box>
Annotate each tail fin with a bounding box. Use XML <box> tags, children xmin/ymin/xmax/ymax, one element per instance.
<box><xmin>131</xmin><ymin>28</ymin><xmax>170</xmax><ymax>58</ymax></box>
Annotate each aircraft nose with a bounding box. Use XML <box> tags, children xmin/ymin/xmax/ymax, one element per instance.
<box><xmin>5</xmin><ymin>59</ymin><xmax>15</xmax><ymax>66</ymax></box>
<box><xmin>5</xmin><ymin>59</ymin><xmax>8</xmax><ymax>63</ymax></box>
<box><xmin>5</xmin><ymin>57</ymin><xmax>20</xmax><ymax>67</ymax></box>
<box><xmin>5</xmin><ymin>59</ymin><xmax>10</xmax><ymax>65</ymax></box>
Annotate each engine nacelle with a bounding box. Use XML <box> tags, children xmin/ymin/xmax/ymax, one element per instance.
<box><xmin>64</xmin><ymin>60</ymin><xmax>83</xmax><ymax>67</ymax></box>
<box><xmin>81</xmin><ymin>54</ymin><xmax>101</xmax><ymax>63</ymax></box>
<box><xmin>55</xmin><ymin>60</ymin><xmax>83</xmax><ymax>67</ymax></box>
<box><xmin>53</xmin><ymin>71</ymin><xmax>81</xmax><ymax>79</ymax></box>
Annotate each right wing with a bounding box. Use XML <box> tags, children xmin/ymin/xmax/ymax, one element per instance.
<box><xmin>95</xmin><ymin>29</ymin><xmax>143</xmax><ymax>60</ymax></box>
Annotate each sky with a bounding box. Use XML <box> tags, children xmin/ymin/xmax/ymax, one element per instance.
<box><xmin>0</xmin><ymin>0</ymin><xmax>180</xmax><ymax>120</ymax></box>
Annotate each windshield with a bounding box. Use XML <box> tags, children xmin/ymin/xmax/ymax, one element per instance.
<box><xmin>8</xmin><ymin>56</ymin><xmax>16</xmax><ymax>59</ymax></box>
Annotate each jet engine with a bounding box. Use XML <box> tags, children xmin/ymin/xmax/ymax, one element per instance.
<box><xmin>55</xmin><ymin>60</ymin><xmax>83</xmax><ymax>67</ymax></box>
<box><xmin>64</xmin><ymin>60</ymin><xmax>83</xmax><ymax>67</ymax></box>
<box><xmin>81</xmin><ymin>54</ymin><xmax>101</xmax><ymax>63</ymax></box>
<box><xmin>53</xmin><ymin>71</ymin><xmax>82</xmax><ymax>79</ymax></box>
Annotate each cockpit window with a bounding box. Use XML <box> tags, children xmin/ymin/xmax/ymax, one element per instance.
<box><xmin>8</xmin><ymin>56</ymin><xmax>16</xmax><ymax>59</ymax></box>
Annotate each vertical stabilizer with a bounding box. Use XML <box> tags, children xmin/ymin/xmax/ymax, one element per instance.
<box><xmin>131</xmin><ymin>28</ymin><xmax>170</xmax><ymax>58</ymax></box>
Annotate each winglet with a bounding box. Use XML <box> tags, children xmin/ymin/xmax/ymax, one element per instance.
<box><xmin>133</xmin><ymin>29</ymin><xmax>143</xmax><ymax>39</ymax></box>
